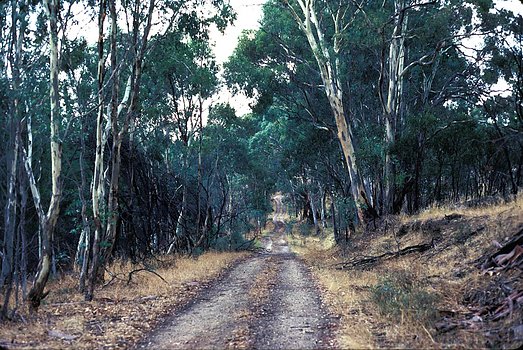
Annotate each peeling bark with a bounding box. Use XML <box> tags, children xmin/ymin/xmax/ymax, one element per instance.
<box><xmin>25</xmin><ymin>0</ymin><xmax>63</xmax><ymax>311</ymax></box>
<box><xmin>284</xmin><ymin>0</ymin><xmax>373</xmax><ymax>224</ymax></box>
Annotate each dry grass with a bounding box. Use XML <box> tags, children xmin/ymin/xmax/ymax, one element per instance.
<box><xmin>290</xmin><ymin>196</ymin><xmax>523</xmax><ymax>349</ymax></box>
<box><xmin>0</xmin><ymin>251</ymin><xmax>248</xmax><ymax>349</ymax></box>
<box><xmin>406</xmin><ymin>192</ymin><xmax>522</xmax><ymax>222</ymax></box>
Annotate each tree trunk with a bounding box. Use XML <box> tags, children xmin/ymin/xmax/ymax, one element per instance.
<box><xmin>383</xmin><ymin>0</ymin><xmax>408</xmax><ymax>215</ymax></box>
<box><xmin>99</xmin><ymin>0</ymin><xmax>123</xmax><ymax>270</ymax></box>
<box><xmin>285</xmin><ymin>0</ymin><xmax>372</xmax><ymax>225</ymax></box>
<box><xmin>85</xmin><ymin>0</ymin><xmax>108</xmax><ymax>302</ymax></box>
<box><xmin>331</xmin><ymin>200</ymin><xmax>339</xmax><ymax>243</ymax></box>
<box><xmin>18</xmin><ymin>160</ymin><xmax>28</xmax><ymax>299</ymax></box>
<box><xmin>1</xmin><ymin>129</ymin><xmax>19</xmax><ymax>293</ymax></box>
<box><xmin>100</xmin><ymin>0</ymin><xmax>154</xmax><ymax>267</ymax></box>
<box><xmin>1</xmin><ymin>1</ymin><xmax>27</xmax><ymax>315</ymax></box>
<box><xmin>26</xmin><ymin>0</ymin><xmax>63</xmax><ymax>311</ymax></box>
<box><xmin>319</xmin><ymin>184</ymin><xmax>327</xmax><ymax>229</ymax></box>
<box><xmin>309</xmin><ymin>190</ymin><xmax>320</xmax><ymax>234</ymax></box>
<box><xmin>77</xmin><ymin>118</ymin><xmax>91</xmax><ymax>292</ymax></box>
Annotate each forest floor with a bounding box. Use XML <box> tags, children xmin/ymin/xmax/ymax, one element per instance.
<box><xmin>290</xmin><ymin>195</ymin><xmax>523</xmax><ymax>349</ymax></box>
<box><xmin>0</xmin><ymin>251</ymin><xmax>249</xmax><ymax>349</ymax></box>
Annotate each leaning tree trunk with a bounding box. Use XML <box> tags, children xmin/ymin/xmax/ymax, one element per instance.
<box><xmin>285</xmin><ymin>0</ymin><xmax>372</xmax><ymax>225</ymax></box>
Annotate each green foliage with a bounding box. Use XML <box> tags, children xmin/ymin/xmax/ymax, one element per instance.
<box><xmin>371</xmin><ymin>271</ymin><xmax>437</xmax><ymax>324</ymax></box>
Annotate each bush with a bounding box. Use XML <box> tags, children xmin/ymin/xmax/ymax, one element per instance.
<box><xmin>371</xmin><ymin>270</ymin><xmax>437</xmax><ymax>324</ymax></box>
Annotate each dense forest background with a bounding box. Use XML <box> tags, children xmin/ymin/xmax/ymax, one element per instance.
<box><xmin>0</xmin><ymin>0</ymin><xmax>522</xmax><ymax>318</ymax></box>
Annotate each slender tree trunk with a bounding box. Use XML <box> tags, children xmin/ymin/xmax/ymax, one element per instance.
<box><xmin>195</xmin><ymin>100</ymin><xmax>204</xmax><ymax>252</ymax></box>
<box><xmin>99</xmin><ymin>0</ymin><xmax>122</xmax><ymax>270</ymax></box>
<box><xmin>85</xmin><ymin>0</ymin><xmax>107</xmax><ymax>302</ymax></box>
<box><xmin>319</xmin><ymin>184</ymin><xmax>327</xmax><ymax>229</ymax></box>
<box><xmin>1</xmin><ymin>1</ymin><xmax>27</xmax><ymax>308</ymax></box>
<box><xmin>383</xmin><ymin>0</ymin><xmax>408</xmax><ymax>215</ymax></box>
<box><xmin>26</xmin><ymin>0</ymin><xmax>63</xmax><ymax>311</ymax></box>
<box><xmin>1</xmin><ymin>129</ymin><xmax>19</xmax><ymax>294</ymax></box>
<box><xmin>18</xmin><ymin>161</ymin><xmax>28</xmax><ymax>298</ymax></box>
<box><xmin>168</xmin><ymin>163</ymin><xmax>188</xmax><ymax>254</ymax></box>
<box><xmin>215</xmin><ymin>175</ymin><xmax>228</xmax><ymax>238</ymax></box>
<box><xmin>101</xmin><ymin>0</ymin><xmax>154</xmax><ymax>266</ymax></box>
<box><xmin>228</xmin><ymin>177</ymin><xmax>234</xmax><ymax>250</ymax></box>
<box><xmin>331</xmin><ymin>200</ymin><xmax>339</xmax><ymax>243</ymax></box>
<box><xmin>308</xmin><ymin>190</ymin><xmax>320</xmax><ymax>234</ymax></box>
<box><xmin>78</xmin><ymin>118</ymin><xmax>91</xmax><ymax>292</ymax></box>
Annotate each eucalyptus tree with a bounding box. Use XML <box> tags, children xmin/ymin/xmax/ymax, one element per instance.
<box><xmin>85</xmin><ymin>0</ymin><xmax>235</xmax><ymax>300</ymax></box>
<box><xmin>226</xmin><ymin>1</ymin><xmax>372</xmax><ymax>226</ymax></box>
<box><xmin>227</xmin><ymin>0</ymin><xmax>521</xmax><ymax>223</ymax></box>
<box><xmin>481</xmin><ymin>11</ymin><xmax>523</xmax><ymax>197</ymax></box>
<box><xmin>16</xmin><ymin>0</ymin><xmax>63</xmax><ymax>311</ymax></box>
<box><xmin>141</xmin><ymin>32</ymin><xmax>220</xmax><ymax>254</ymax></box>
<box><xmin>0</xmin><ymin>0</ymin><xmax>29</xmax><ymax>318</ymax></box>
<box><xmin>280</xmin><ymin>0</ymin><xmax>373</xmax><ymax>224</ymax></box>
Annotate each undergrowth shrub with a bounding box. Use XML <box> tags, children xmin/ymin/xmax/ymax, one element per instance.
<box><xmin>292</xmin><ymin>220</ymin><xmax>315</xmax><ymax>236</ymax></box>
<box><xmin>213</xmin><ymin>230</ymin><xmax>247</xmax><ymax>251</ymax></box>
<box><xmin>371</xmin><ymin>270</ymin><xmax>437</xmax><ymax>324</ymax></box>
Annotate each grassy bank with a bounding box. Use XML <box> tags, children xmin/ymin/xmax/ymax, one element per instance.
<box><xmin>290</xmin><ymin>197</ymin><xmax>523</xmax><ymax>349</ymax></box>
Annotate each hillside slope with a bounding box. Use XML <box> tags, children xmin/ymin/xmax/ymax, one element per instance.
<box><xmin>291</xmin><ymin>197</ymin><xmax>523</xmax><ymax>349</ymax></box>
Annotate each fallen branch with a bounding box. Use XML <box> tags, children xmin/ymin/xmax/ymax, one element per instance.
<box><xmin>101</xmin><ymin>267</ymin><xmax>127</xmax><ymax>289</ymax></box>
<box><xmin>479</xmin><ymin>228</ymin><xmax>523</xmax><ymax>271</ymax></box>
<box><xmin>127</xmin><ymin>268</ymin><xmax>168</xmax><ymax>285</ymax></box>
<box><xmin>332</xmin><ymin>239</ymin><xmax>434</xmax><ymax>269</ymax></box>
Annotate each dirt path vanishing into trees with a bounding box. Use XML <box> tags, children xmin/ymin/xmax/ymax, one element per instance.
<box><xmin>137</xmin><ymin>194</ymin><xmax>335</xmax><ymax>350</ymax></box>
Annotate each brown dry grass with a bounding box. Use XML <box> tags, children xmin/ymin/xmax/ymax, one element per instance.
<box><xmin>289</xmin><ymin>196</ymin><xmax>523</xmax><ymax>349</ymax></box>
<box><xmin>0</xmin><ymin>251</ymin><xmax>248</xmax><ymax>349</ymax></box>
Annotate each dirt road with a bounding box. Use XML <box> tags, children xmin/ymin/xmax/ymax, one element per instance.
<box><xmin>138</xmin><ymin>195</ymin><xmax>333</xmax><ymax>349</ymax></box>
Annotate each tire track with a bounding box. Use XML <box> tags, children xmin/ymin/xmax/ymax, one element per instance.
<box><xmin>138</xmin><ymin>257</ymin><xmax>266</xmax><ymax>349</ymax></box>
<box><xmin>250</xmin><ymin>255</ymin><xmax>332</xmax><ymax>350</ymax></box>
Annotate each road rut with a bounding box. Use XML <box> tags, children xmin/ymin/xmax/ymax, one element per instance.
<box><xmin>139</xmin><ymin>194</ymin><xmax>333</xmax><ymax>350</ymax></box>
<box><xmin>251</xmin><ymin>255</ymin><xmax>330</xmax><ymax>350</ymax></box>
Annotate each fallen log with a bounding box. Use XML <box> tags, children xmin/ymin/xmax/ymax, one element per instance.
<box><xmin>333</xmin><ymin>239</ymin><xmax>434</xmax><ymax>269</ymax></box>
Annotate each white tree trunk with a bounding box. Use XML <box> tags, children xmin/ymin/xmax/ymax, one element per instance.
<box><xmin>26</xmin><ymin>0</ymin><xmax>63</xmax><ymax>310</ymax></box>
<box><xmin>383</xmin><ymin>0</ymin><xmax>408</xmax><ymax>214</ymax></box>
<box><xmin>85</xmin><ymin>0</ymin><xmax>108</xmax><ymax>302</ymax></box>
<box><xmin>285</xmin><ymin>0</ymin><xmax>372</xmax><ymax>224</ymax></box>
